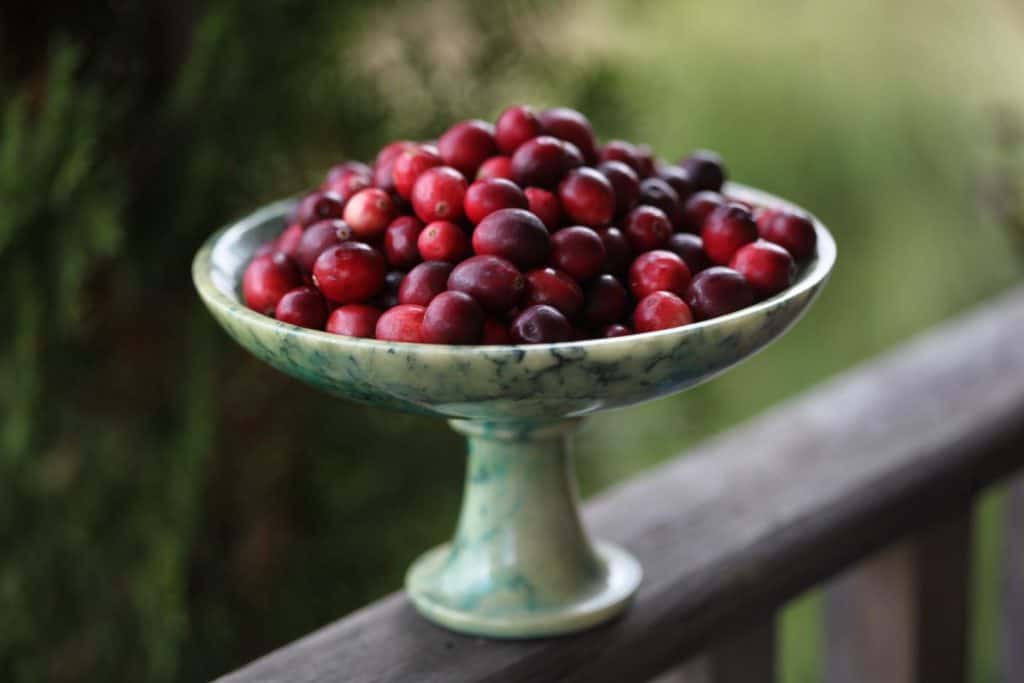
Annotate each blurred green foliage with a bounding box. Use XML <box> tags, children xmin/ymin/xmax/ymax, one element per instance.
<box><xmin>0</xmin><ymin>1</ymin><xmax>1021</xmax><ymax>681</ymax></box>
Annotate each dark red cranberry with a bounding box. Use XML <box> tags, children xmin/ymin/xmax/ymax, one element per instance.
<box><xmin>550</xmin><ymin>226</ymin><xmax>606</xmax><ymax>281</ymax></box>
<box><xmin>558</xmin><ymin>167</ymin><xmax>615</xmax><ymax>228</ymax></box>
<box><xmin>398</xmin><ymin>261</ymin><xmax>455</xmax><ymax>306</ymax></box>
<box><xmin>633</xmin><ymin>291</ymin><xmax>694</xmax><ymax>333</ymax></box>
<box><xmin>324</xmin><ymin>160</ymin><xmax>372</xmax><ymax>186</ymax></box>
<box><xmin>667</xmin><ymin>232</ymin><xmax>712</xmax><ymax>274</ymax></box>
<box><xmin>638</xmin><ymin>177</ymin><xmax>683</xmax><ymax>227</ymax></box>
<box><xmin>421</xmin><ymin>291</ymin><xmax>484</xmax><ymax>344</ymax></box>
<box><xmin>623</xmin><ymin>205</ymin><xmax>672</xmax><ymax>252</ymax></box>
<box><xmin>524</xmin><ymin>187</ymin><xmax>562</xmax><ymax>232</ymax></box>
<box><xmin>482</xmin><ymin>317</ymin><xmax>513</xmax><ymax>344</ymax></box>
<box><xmin>601</xmin><ymin>323</ymin><xmax>632</xmax><ymax>338</ymax></box>
<box><xmin>597</xmin><ymin>140</ymin><xmax>642</xmax><ymax>173</ymax></box>
<box><xmin>392</xmin><ymin>144</ymin><xmax>443</xmax><ymax>199</ymax></box>
<box><xmin>657</xmin><ymin>165</ymin><xmax>695</xmax><ymax>202</ymax></box>
<box><xmin>729</xmin><ymin>240</ymin><xmax>796</xmax><ymax>298</ymax></box>
<box><xmin>375</xmin><ymin>304</ymin><xmax>425</xmax><ymax>343</ymax></box>
<box><xmin>524</xmin><ymin>267</ymin><xmax>584</xmax><ymax>319</ymax></box>
<box><xmin>276</xmin><ymin>223</ymin><xmax>304</xmax><ymax>258</ymax></box>
<box><xmin>373</xmin><ymin>270</ymin><xmax>404</xmax><ymax>309</ymax></box>
<box><xmin>510</xmin><ymin>135</ymin><xmax>583</xmax><ymax>189</ymax></box>
<box><xmin>583</xmin><ymin>274</ymin><xmax>629</xmax><ymax>325</ymax></box>
<box><xmin>538</xmin><ymin>107</ymin><xmax>597</xmax><ymax>164</ymax></box>
<box><xmin>243</xmin><ymin>252</ymin><xmax>302</xmax><ymax>314</ymax></box>
<box><xmin>374</xmin><ymin>140</ymin><xmax>414</xmax><ymax>192</ymax></box>
<box><xmin>411</xmin><ymin>166</ymin><xmax>468</xmax><ymax>223</ymax></box>
<box><xmin>438</xmin><ymin>119</ymin><xmax>497</xmax><ymax>177</ymax></box>
<box><xmin>464</xmin><ymin>178</ymin><xmax>528</xmax><ymax>224</ymax></box>
<box><xmin>597</xmin><ymin>160</ymin><xmax>640</xmax><ymax>216</ymax></box>
<box><xmin>326</xmin><ymin>303</ymin><xmax>382</xmax><ymax>338</ymax></box>
<box><xmin>384</xmin><ymin>215</ymin><xmax>425</xmax><ymax>269</ymax></box>
<box><xmin>312</xmin><ymin>242</ymin><xmax>387</xmax><ymax>304</ymax></box>
<box><xmin>702</xmin><ymin>203</ymin><xmax>758</xmax><ymax>265</ymax></box>
<box><xmin>275</xmin><ymin>286</ymin><xmax>328</xmax><ymax>329</ymax></box>
<box><xmin>495</xmin><ymin>105</ymin><xmax>542</xmax><ymax>154</ymax></box>
<box><xmin>633</xmin><ymin>144</ymin><xmax>657</xmax><ymax>178</ymax></box>
<box><xmin>477</xmin><ymin>155</ymin><xmax>514</xmax><ymax>181</ymax></box>
<box><xmin>510</xmin><ymin>304</ymin><xmax>571</xmax><ymax>344</ymax></box>
<box><xmin>296</xmin><ymin>190</ymin><xmax>345</xmax><ymax>226</ymax></box>
<box><xmin>680</xmin><ymin>150</ymin><xmax>727</xmax><ymax>192</ymax></box>
<box><xmin>343</xmin><ymin>188</ymin><xmax>396</xmax><ymax>240</ymax></box>
<box><xmin>758</xmin><ymin>208</ymin><xmax>817</xmax><ymax>261</ymax></box>
<box><xmin>472</xmin><ymin>208</ymin><xmax>550</xmax><ymax>269</ymax></box>
<box><xmin>323</xmin><ymin>165</ymin><xmax>371</xmax><ymax>202</ymax></box>
<box><xmin>595</xmin><ymin>226</ymin><xmax>633</xmax><ymax>274</ymax></box>
<box><xmin>682</xmin><ymin>191</ymin><xmax>726</xmax><ymax>233</ymax></box>
<box><xmin>685</xmin><ymin>266</ymin><xmax>755</xmax><ymax>320</ymax></box>
<box><xmin>295</xmin><ymin>219</ymin><xmax>353</xmax><ymax>271</ymax></box>
<box><xmin>629</xmin><ymin>249</ymin><xmax>692</xmax><ymax>299</ymax></box>
<box><xmin>447</xmin><ymin>255</ymin><xmax>525</xmax><ymax>313</ymax></box>
<box><xmin>418</xmin><ymin>220</ymin><xmax>470</xmax><ymax>262</ymax></box>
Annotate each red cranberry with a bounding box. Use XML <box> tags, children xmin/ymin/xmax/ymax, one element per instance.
<box><xmin>682</xmin><ymin>191</ymin><xmax>726</xmax><ymax>233</ymax></box>
<box><xmin>558</xmin><ymin>167</ymin><xmax>615</xmax><ymax>228</ymax></box>
<box><xmin>680</xmin><ymin>150</ymin><xmax>726</xmax><ymax>192</ymax></box>
<box><xmin>524</xmin><ymin>268</ymin><xmax>584</xmax><ymax>319</ymax></box>
<box><xmin>323</xmin><ymin>166</ymin><xmax>371</xmax><ymax>202</ymax></box>
<box><xmin>495</xmin><ymin>105</ymin><xmax>542</xmax><ymax>154</ymax></box>
<box><xmin>583</xmin><ymin>274</ymin><xmax>629</xmax><ymax>325</ymax></box>
<box><xmin>343</xmin><ymin>188</ymin><xmax>396</xmax><ymax>240</ymax></box>
<box><xmin>624</xmin><ymin>205</ymin><xmax>672</xmax><ymax>252</ymax></box>
<box><xmin>398</xmin><ymin>261</ymin><xmax>455</xmax><ymax>306</ymax></box>
<box><xmin>633</xmin><ymin>291</ymin><xmax>694</xmax><ymax>333</ymax></box>
<box><xmin>657</xmin><ymin>165</ymin><xmax>695</xmax><ymax>202</ymax></box>
<box><xmin>629</xmin><ymin>250</ymin><xmax>692</xmax><ymax>299</ymax></box>
<box><xmin>595</xmin><ymin>226</ymin><xmax>633</xmax><ymax>274</ymax></box>
<box><xmin>598</xmin><ymin>140</ymin><xmax>642</xmax><ymax>173</ymax></box>
<box><xmin>510</xmin><ymin>305</ymin><xmax>571</xmax><ymax>344</ymax></box>
<box><xmin>538</xmin><ymin>107</ymin><xmax>597</xmax><ymax>164</ymax></box>
<box><xmin>384</xmin><ymin>215</ymin><xmax>425</xmax><ymax>269</ymax></box>
<box><xmin>447</xmin><ymin>255</ymin><xmax>525</xmax><ymax>313</ymax></box>
<box><xmin>392</xmin><ymin>144</ymin><xmax>442</xmax><ymax>199</ymax></box>
<box><xmin>597</xmin><ymin>160</ymin><xmax>640</xmax><ymax>216</ymax></box>
<box><xmin>295</xmin><ymin>219</ymin><xmax>353</xmax><ymax>271</ymax></box>
<box><xmin>482</xmin><ymin>317</ymin><xmax>513</xmax><ymax>345</ymax></box>
<box><xmin>326</xmin><ymin>303</ymin><xmax>382</xmax><ymax>338</ymax></box>
<box><xmin>524</xmin><ymin>187</ymin><xmax>562</xmax><ymax>232</ymax></box>
<box><xmin>464</xmin><ymin>178</ymin><xmax>528</xmax><ymax>224</ymax></box>
<box><xmin>375</xmin><ymin>304</ymin><xmax>425</xmax><ymax>343</ymax></box>
<box><xmin>510</xmin><ymin>135</ymin><xmax>583</xmax><ymax>189</ymax></box>
<box><xmin>633</xmin><ymin>144</ymin><xmax>657</xmax><ymax>178</ymax></box>
<box><xmin>685</xmin><ymin>266</ymin><xmax>755</xmax><ymax>320</ymax></box>
<box><xmin>758</xmin><ymin>208</ymin><xmax>817</xmax><ymax>261</ymax></box>
<box><xmin>477</xmin><ymin>155</ymin><xmax>514</xmax><ymax>181</ymax></box>
<box><xmin>275</xmin><ymin>286</ymin><xmax>328</xmax><ymax>329</ymax></box>
<box><xmin>276</xmin><ymin>223</ymin><xmax>304</xmax><ymax>258</ymax></box>
<box><xmin>418</xmin><ymin>220</ymin><xmax>470</xmax><ymax>262</ymax></box>
<box><xmin>702</xmin><ymin>203</ymin><xmax>758</xmax><ymax>265</ymax></box>
<box><xmin>324</xmin><ymin>160</ymin><xmax>372</xmax><ymax>186</ymax></box>
<box><xmin>296</xmin><ymin>190</ymin><xmax>345</xmax><ymax>226</ymax></box>
<box><xmin>550</xmin><ymin>226</ymin><xmax>606</xmax><ymax>281</ymax></box>
<box><xmin>667</xmin><ymin>232</ymin><xmax>712</xmax><ymax>274</ymax></box>
<box><xmin>729</xmin><ymin>240</ymin><xmax>796</xmax><ymax>298</ymax></box>
<box><xmin>638</xmin><ymin>177</ymin><xmax>683</xmax><ymax>227</ymax></box>
<box><xmin>374</xmin><ymin>140</ymin><xmax>414</xmax><ymax>192</ymax></box>
<box><xmin>312</xmin><ymin>242</ymin><xmax>386</xmax><ymax>304</ymax></box>
<box><xmin>438</xmin><ymin>119</ymin><xmax>497</xmax><ymax>177</ymax></box>
<box><xmin>411</xmin><ymin>166</ymin><xmax>468</xmax><ymax>223</ymax></box>
<box><xmin>601</xmin><ymin>323</ymin><xmax>632</xmax><ymax>338</ymax></box>
<box><xmin>472</xmin><ymin>208</ymin><xmax>550</xmax><ymax>269</ymax></box>
<box><xmin>243</xmin><ymin>252</ymin><xmax>302</xmax><ymax>314</ymax></box>
<box><xmin>421</xmin><ymin>291</ymin><xmax>484</xmax><ymax>345</ymax></box>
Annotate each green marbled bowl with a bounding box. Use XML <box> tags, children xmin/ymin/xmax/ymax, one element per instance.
<box><xmin>193</xmin><ymin>183</ymin><xmax>835</xmax><ymax>639</ymax></box>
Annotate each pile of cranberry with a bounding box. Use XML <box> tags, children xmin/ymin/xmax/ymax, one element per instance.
<box><xmin>243</xmin><ymin>105</ymin><xmax>817</xmax><ymax>344</ymax></box>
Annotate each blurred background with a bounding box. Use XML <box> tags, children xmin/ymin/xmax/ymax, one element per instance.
<box><xmin>2</xmin><ymin>0</ymin><xmax>1023</xmax><ymax>681</ymax></box>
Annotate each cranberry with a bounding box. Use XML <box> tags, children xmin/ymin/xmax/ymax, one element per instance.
<box><xmin>255</xmin><ymin>242</ymin><xmax>276</xmax><ymax>258</ymax></box>
<box><xmin>295</xmin><ymin>219</ymin><xmax>353</xmax><ymax>271</ymax></box>
<box><xmin>633</xmin><ymin>144</ymin><xmax>657</xmax><ymax>178</ymax></box>
<box><xmin>482</xmin><ymin>317</ymin><xmax>513</xmax><ymax>345</ymax></box>
<box><xmin>623</xmin><ymin>205</ymin><xmax>672</xmax><ymax>252</ymax></box>
<box><xmin>538</xmin><ymin>107</ymin><xmax>597</xmax><ymax>164</ymax></box>
<box><xmin>510</xmin><ymin>135</ymin><xmax>583</xmax><ymax>188</ymax></box>
<box><xmin>598</xmin><ymin>140</ymin><xmax>641</xmax><ymax>173</ymax></box>
<box><xmin>243</xmin><ymin>252</ymin><xmax>302</xmax><ymax>314</ymax></box>
<box><xmin>296</xmin><ymin>190</ymin><xmax>345</xmax><ymax>226</ymax></box>
<box><xmin>558</xmin><ymin>167</ymin><xmax>615</xmax><ymax>228</ymax></box>
<box><xmin>595</xmin><ymin>226</ymin><xmax>633</xmax><ymax>274</ymax></box>
<box><xmin>464</xmin><ymin>178</ymin><xmax>528</xmax><ymax>224</ymax></box>
<box><xmin>472</xmin><ymin>208</ymin><xmax>550</xmax><ymax>269</ymax></box>
<box><xmin>447</xmin><ymin>255</ymin><xmax>525</xmax><ymax>313</ymax></box>
<box><xmin>667</xmin><ymin>232</ymin><xmax>712</xmax><ymax>274</ymax></box>
<box><xmin>682</xmin><ymin>191</ymin><xmax>726</xmax><ymax>233</ymax></box>
<box><xmin>680</xmin><ymin>150</ymin><xmax>726</xmax><ymax>192</ymax></box>
<box><xmin>275</xmin><ymin>286</ymin><xmax>328</xmax><ymax>329</ymax></box>
<box><xmin>685</xmin><ymin>266</ymin><xmax>755</xmax><ymax>320</ymax></box>
<box><xmin>633</xmin><ymin>291</ymin><xmax>694</xmax><ymax>333</ymax></box>
<box><xmin>495</xmin><ymin>105</ymin><xmax>542</xmax><ymax>154</ymax></box>
<box><xmin>312</xmin><ymin>242</ymin><xmax>386</xmax><ymax>304</ymax></box>
<box><xmin>638</xmin><ymin>177</ymin><xmax>683</xmax><ymax>227</ymax></box>
<box><xmin>374</xmin><ymin>140</ymin><xmax>414</xmax><ymax>192</ymax></box>
<box><xmin>583</xmin><ymin>274</ymin><xmax>628</xmax><ymax>325</ymax></box>
<box><xmin>411</xmin><ymin>166</ymin><xmax>468</xmax><ymax>223</ymax></box>
<box><xmin>326</xmin><ymin>303</ymin><xmax>381</xmax><ymax>338</ymax></box>
<box><xmin>343</xmin><ymin>188</ymin><xmax>396</xmax><ymax>240</ymax></box>
<box><xmin>601</xmin><ymin>323</ymin><xmax>632</xmax><ymax>338</ymax></box>
<box><xmin>758</xmin><ymin>208</ymin><xmax>817</xmax><ymax>261</ymax></box>
<box><xmin>418</xmin><ymin>220</ymin><xmax>470</xmax><ymax>262</ymax></box>
<box><xmin>729</xmin><ymin>240</ymin><xmax>796</xmax><ymax>298</ymax></box>
<box><xmin>597</xmin><ymin>160</ymin><xmax>640</xmax><ymax>216</ymax></box>
<box><xmin>421</xmin><ymin>291</ymin><xmax>484</xmax><ymax>345</ymax></box>
<box><xmin>374</xmin><ymin>270</ymin><xmax>405</xmax><ymax>309</ymax></box>
<box><xmin>702</xmin><ymin>203</ymin><xmax>758</xmax><ymax>265</ymax></box>
<box><xmin>438</xmin><ymin>119</ymin><xmax>497</xmax><ymax>177</ymax></box>
<box><xmin>324</xmin><ymin>160</ymin><xmax>372</xmax><ymax>185</ymax></box>
<box><xmin>276</xmin><ymin>223</ymin><xmax>304</xmax><ymax>258</ymax></box>
<box><xmin>524</xmin><ymin>187</ymin><xmax>562</xmax><ymax>232</ymax></box>
<box><xmin>657</xmin><ymin>165</ymin><xmax>695</xmax><ymax>202</ymax></box>
<box><xmin>524</xmin><ymin>267</ymin><xmax>584</xmax><ymax>319</ymax></box>
<box><xmin>476</xmin><ymin>155</ymin><xmax>514</xmax><ymax>181</ymax></box>
<box><xmin>629</xmin><ymin>249</ymin><xmax>692</xmax><ymax>299</ymax></box>
<box><xmin>398</xmin><ymin>261</ymin><xmax>454</xmax><ymax>306</ymax></box>
<box><xmin>510</xmin><ymin>305</ymin><xmax>571</xmax><ymax>344</ymax></box>
<box><xmin>392</xmin><ymin>144</ymin><xmax>442</xmax><ymax>199</ymax></box>
<box><xmin>550</xmin><ymin>226</ymin><xmax>606</xmax><ymax>281</ymax></box>
<box><xmin>375</xmin><ymin>304</ymin><xmax>425</xmax><ymax>343</ymax></box>
<box><xmin>384</xmin><ymin>215</ymin><xmax>425</xmax><ymax>269</ymax></box>
<box><xmin>323</xmin><ymin>166</ymin><xmax>371</xmax><ymax>202</ymax></box>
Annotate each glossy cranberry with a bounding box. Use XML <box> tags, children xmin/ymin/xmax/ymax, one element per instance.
<box><xmin>447</xmin><ymin>255</ymin><xmax>525</xmax><ymax>313</ymax></box>
<box><xmin>538</xmin><ymin>107</ymin><xmax>597</xmax><ymax>164</ymax></box>
<box><xmin>633</xmin><ymin>144</ymin><xmax>657</xmax><ymax>178</ymax></box>
<box><xmin>638</xmin><ymin>177</ymin><xmax>683</xmax><ymax>227</ymax></box>
<box><xmin>702</xmin><ymin>203</ymin><xmax>758</xmax><ymax>265</ymax></box>
<box><xmin>411</xmin><ymin>166</ymin><xmax>468</xmax><ymax>223</ymax></box>
<box><xmin>375</xmin><ymin>304</ymin><xmax>425</xmax><ymax>343</ymax></box>
<box><xmin>558</xmin><ymin>167</ymin><xmax>615</xmax><ymax>228</ymax></box>
<box><xmin>623</xmin><ymin>205</ymin><xmax>672</xmax><ymax>252</ymax></box>
<box><xmin>758</xmin><ymin>208</ymin><xmax>817</xmax><ymax>261</ymax></box>
<box><xmin>373</xmin><ymin>270</ymin><xmax>405</xmax><ymax>309</ymax></box>
<box><xmin>633</xmin><ymin>291</ymin><xmax>694</xmax><ymax>333</ymax></box>
<box><xmin>598</xmin><ymin>140</ymin><xmax>641</xmax><ymax>173</ymax></box>
<box><xmin>477</xmin><ymin>155</ymin><xmax>514</xmax><ymax>181</ymax></box>
<box><xmin>583</xmin><ymin>274</ymin><xmax>629</xmax><ymax>325</ymax></box>
<box><xmin>464</xmin><ymin>178</ymin><xmax>528</xmax><ymax>224</ymax></box>
<box><xmin>601</xmin><ymin>323</ymin><xmax>632</xmax><ymax>338</ymax></box>
<box><xmin>510</xmin><ymin>305</ymin><xmax>571</xmax><ymax>344</ymax></box>
<box><xmin>421</xmin><ymin>291</ymin><xmax>484</xmax><ymax>345</ymax></box>
<box><xmin>550</xmin><ymin>226</ymin><xmax>606</xmax><ymax>281</ymax></box>
<box><xmin>472</xmin><ymin>208</ymin><xmax>550</xmax><ymax>269</ymax></box>
<box><xmin>729</xmin><ymin>240</ymin><xmax>796</xmax><ymax>298</ymax></box>
<box><xmin>374</xmin><ymin>140</ymin><xmax>414</xmax><ymax>192</ymax></box>
<box><xmin>685</xmin><ymin>266</ymin><xmax>755</xmax><ymax>320</ymax></box>
<box><xmin>326</xmin><ymin>303</ymin><xmax>382</xmax><ymax>338</ymax></box>
<box><xmin>384</xmin><ymin>216</ymin><xmax>425</xmax><ymax>269</ymax></box>
<box><xmin>398</xmin><ymin>261</ymin><xmax>455</xmax><ymax>306</ymax></box>
<box><xmin>482</xmin><ymin>317</ymin><xmax>513</xmax><ymax>344</ymax></box>
<box><xmin>275</xmin><ymin>286</ymin><xmax>328</xmax><ymax>329</ymax></box>
<box><xmin>597</xmin><ymin>160</ymin><xmax>640</xmax><ymax>216</ymax></box>
<box><xmin>657</xmin><ymin>165</ymin><xmax>695</xmax><ymax>202</ymax></box>
<box><xmin>312</xmin><ymin>242</ymin><xmax>386</xmax><ymax>304</ymax></box>
<box><xmin>296</xmin><ymin>190</ymin><xmax>345</xmax><ymax>226</ymax></box>
<box><xmin>510</xmin><ymin>136</ymin><xmax>583</xmax><ymax>189</ymax></box>
<box><xmin>324</xmin><ymin>160</ymin><xmax>372</xmax><ymax>185</ymax></box>
<box><xmin>680</xmin><ymin>150</ymin><xmax>726</xmax><ymax>192</ymax></box>
<box><xmin>295</xmin><ymin>219</ymin><xmax>353</xmax><ymax>271</ymax></box>
<box><xmin>595</xmin><ymin>226</ymin><xmax>633</xmax><ymax>274</ymax></box>
<box><xmin>629</xmin><ymin>250</ymin><xmax>692</xmax><ymax>299</ymax></box>
<box><xmin>418</xmin><ymin>220</ymin><xmax>470</xmax><ymax>262</ymax></box>
<box><xmin>667</xmin><ymin>232</ymin><xmax>712</xmax><ymax>274</ymax></box>
<box><xmin>343</xmin><ymin>188</ymin><xmax>396</xmax><ymax>240</ymax></box>
<box><xmin>276</xmin><ymin>223</ymin><xmax>304</xmax><ymax>258</ymax></box>
<box><xmin>243</xmin><ymin>252</ymin><xmax>302</xmax><ymax>314</ymax></box>
<box><xmin>438</xmin><ymin>120</ymin><xmax>497</xmax><ymax>177</ymax></box>
<box><xmin>495</xmin><ymin>105</ymin><xmax>542</xmax><ymax>154</ymax></box>
<box><xmin>524</xmin><ymin>268</ymin><xmax>584</xmax><ymax>319</ymax></box>
<box><xmin>524</xmin><ymin>187</ymin><xmax>561</xmax><ymax>232</ymax></box>
<box><xmin>323</xmin><ymin>165</ymin><xmax>372</xmax><ymax>202</ymax></box>
<box><xmin>392</xmin><ymin>144</ymin><xmax>442</xmax><ymax>199</ymax></box>
<box><xmin>682</xmin><ymin>191</ymin><xmax>726</xmax><ymax>233</ymax></box>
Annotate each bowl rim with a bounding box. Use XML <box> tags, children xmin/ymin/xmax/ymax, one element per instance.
<box><xmin>192</xmin><ymin>182</ymin><xmax>836</xmax><ymax>357</ymax></box>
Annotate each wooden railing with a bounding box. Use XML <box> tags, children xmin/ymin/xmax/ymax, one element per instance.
<box><xmin>218</xmin><ymin>285</ymin><xmax>1024</xmax><ymax>683</ymax></box>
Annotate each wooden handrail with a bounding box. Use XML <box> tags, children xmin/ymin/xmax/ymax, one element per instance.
<box><xmin>218</xmin><ymin>285</ymin><xmax>1024</xmax><ymax>683</ymax></box>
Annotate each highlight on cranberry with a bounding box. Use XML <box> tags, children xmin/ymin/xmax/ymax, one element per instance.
<box><xmin>240</xmin><ymin>104</ymin><xmax>819</xmax><ymax>343</ymax></box>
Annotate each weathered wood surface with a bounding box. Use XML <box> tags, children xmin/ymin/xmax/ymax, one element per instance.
<box><xmin>219</xmin><ymin>285</ymin><xmax>1024</xmax><ymax>683</ymax></box>
<box><xmin>1003</xmin><ymin>474</ymin><xmax>1024</xmax><ymax>681</ymax></box>
<box><xmin>651</xmin><ymin>616</ymin><xmax>776</xmax><ymax>683</ymax></box>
